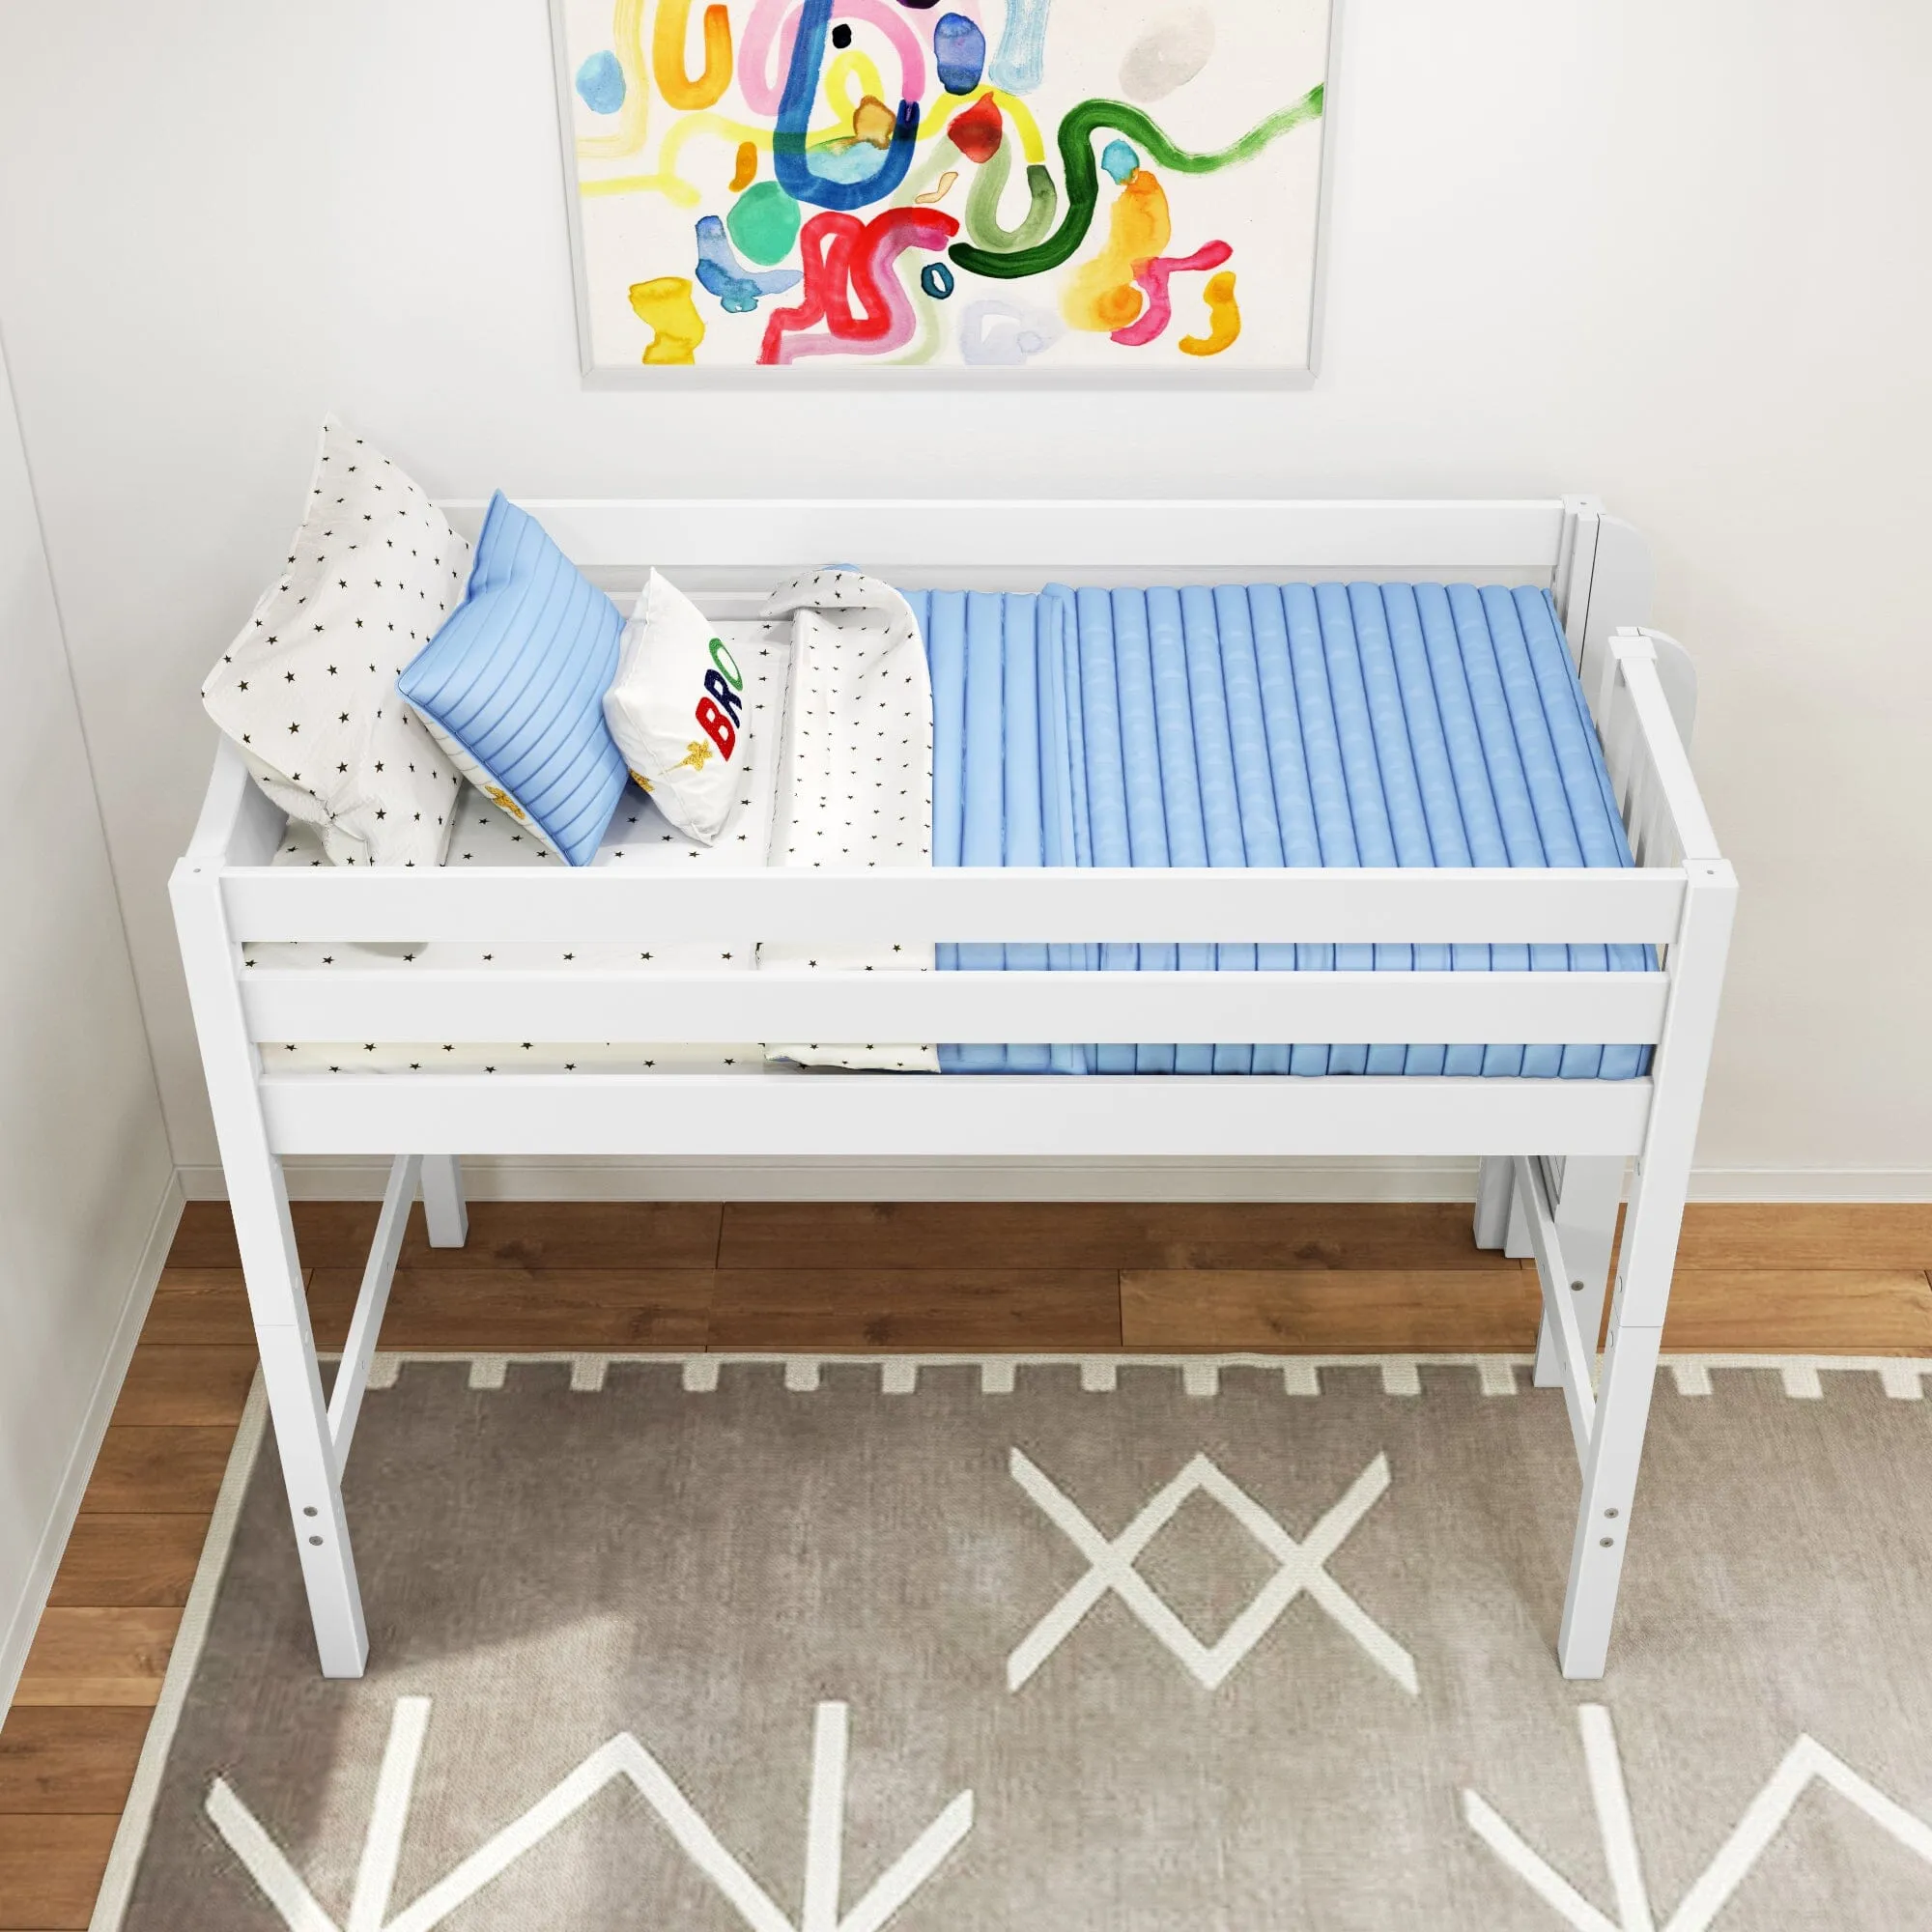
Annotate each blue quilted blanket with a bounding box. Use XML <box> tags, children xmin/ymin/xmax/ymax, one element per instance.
<box><xmin>900</xmin><ymin>582</ymin><xmax>1650</xmax><ymax>1078</ymax></box>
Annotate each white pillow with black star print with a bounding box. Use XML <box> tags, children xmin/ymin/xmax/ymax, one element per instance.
<box><xmin>201</xmin><ymin>418</ymin><xmax>466</xmax><ymax>867</ymax></box>
<box><xmin>602</xmin><ymin>569</ymin><xmax>748</xmax><ymax>845</ymax></box>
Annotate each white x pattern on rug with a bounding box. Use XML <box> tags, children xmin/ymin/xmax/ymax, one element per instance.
<box><xmin>1007</xmin><ymin>1447</ymin><xmax>1417</xmax><ymax>1694</ymax></box>
<box><xmin>206</xmin><ymin>1697</ymin><xmax>972</xmax><ymax>1932</ymax></box>
<box><xmin>1465</xmin><ymin>1704</ymin><xmax>1932</xmax><ymax>1930</ymax></box>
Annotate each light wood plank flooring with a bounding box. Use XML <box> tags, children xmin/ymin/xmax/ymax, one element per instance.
<box><xmin>4</xmin><ymin>1199</ymin><xmax>1929</xmax><ymax>1928</ymax></box>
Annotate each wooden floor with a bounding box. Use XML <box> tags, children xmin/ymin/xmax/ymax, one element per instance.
<box><xmin>4</xmin><ymin>1198</ymin><xmax>1930</xmax><ymax>1928</ymax></box>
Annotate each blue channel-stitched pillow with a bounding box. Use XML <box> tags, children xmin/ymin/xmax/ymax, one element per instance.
<box><xmin>399</xmin><ymin>493</ymin><xmax>628</xmax><ymax>866</ymax></box>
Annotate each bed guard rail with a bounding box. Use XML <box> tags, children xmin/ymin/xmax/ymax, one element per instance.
<box><xmin>176</xmin><ymin>618</ymin><xmax>1725</xmax><ymax>1056</ymax></box>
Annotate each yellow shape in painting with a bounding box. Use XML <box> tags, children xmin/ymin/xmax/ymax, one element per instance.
<box><xmin>850</xmin><ymin>95</ymin><xmax>897</xmax><ymax>150</ymax></box>
<box><xmin>629</xmin><ymin>276</ymin><xmax>705</xmax><ymax>364</ymax></box>
<box><xmin>1179</xmin><ymin>270</ymin><xmax>1241</xmax><ymax>357</ymax></box>
<box><xmin>1063</xmin><ymin>169</ymin><xmax>1170</xmax><ymax>334</ymax></box>
<box><xmin>729</xmin><ymin>140</ymin><xmax>757</xmax><ymax>190</ymax></box>
<box><xmin>823</xmin><ymin>50</ymin><xmax>885</xmax><ymax>127</ymax></box>
<box><xmin>582</xmin><ymin>84</ymin><xmax>1044</xmax><ymax>209</ymax></box>
<box><xmin>652</xmin><ymin>0</ymin><xmax>732</xmax><ymax>110</ymax></box>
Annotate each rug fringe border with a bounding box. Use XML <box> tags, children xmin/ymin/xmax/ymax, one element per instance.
<box><xmin>343</xmin><ymin>1350</ymin><xmax>1932</xmax><ymax>1401</ymax></box>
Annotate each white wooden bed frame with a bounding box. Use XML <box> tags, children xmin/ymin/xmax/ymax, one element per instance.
<box><xmin>171</xmin><ymin>496</ymin><xmax>1734</xmax><ymax>1683</ymax></box>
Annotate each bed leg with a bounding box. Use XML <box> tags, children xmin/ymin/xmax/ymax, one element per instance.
<box><xmin>236</xmin><ymin>1153</ymin><xmax>370</xmax><ymax>1678</ymax></box>
<box><xmin>1472</xmin><ymin>1156</ymin><xmax>1513</xmax><ymax>1250</ymax></box>
<box><xmin>1557</xmin><ymin>1299</ymin><xmax>1662</xmax><ymax>1678</ymax></box>
<box><xmin>420</xmin><ymin>1154</ymin><xmax>469</xmax><ymax>1248</ymax></box>
<box><xmin>1557</xmin><ymin>859</ymin><xmax>1735</xmax><ymax>1677</ymax></box>
<box><xmin>172</xmin><ymin>855</ymin><xmax>369</xmax><ymax>1677</ymax></box>
<box><xmin>1532</xmin><ymin>1156</ymin><xmax>1624</xmax><ymax>1389</ymax></box>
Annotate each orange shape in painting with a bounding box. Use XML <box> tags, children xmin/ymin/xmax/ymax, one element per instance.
<box><xmin>1179</xmin><ymin>270</ymin><xmax>1241</xmax><ymax>356</ymax></box>
<box><xmin>1063</xmin><ymin>169</ymin><xmax>1170</xmax><ymax>334</ymax></box>
<box><xmin>652</xmin><ymin>0</ymin><xmax>732</xmax><ymax>109</ymax></box>
<box><xmin>629</xmin><ymin>276</ymin><xmax>705</xmax><ymax>365</ymax></box>
<box><xmin>729</xmin><ymin>140</ymin><xmax>757</xmax><ymax>191</ymax></box>
<box><xmin>915</xmin><ymin>168</ymin><xmax>959</xmax><ymax>206</ymax></box>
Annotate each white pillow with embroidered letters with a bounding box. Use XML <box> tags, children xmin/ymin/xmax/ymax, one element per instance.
<box><xmin>602</xmin><ymin>569</ymin><xmax>746</xmax><ymax>845</ymax></box>
<box><xmin>201</xmin><ymin>417</ymin><xmax>466</xmax><ymax>867</ymax></box>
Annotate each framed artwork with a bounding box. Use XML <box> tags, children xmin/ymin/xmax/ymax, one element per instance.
<box><xmin>550</xmin><ymin>0</ymin><xmax>1336</xmax><ymax>380</ymax></box>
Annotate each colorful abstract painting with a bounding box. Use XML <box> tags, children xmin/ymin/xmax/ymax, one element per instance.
<box><xmin>552</xmin><ymin>0</ymin><xmax>1333</xmax><ymax>375</ymax></box>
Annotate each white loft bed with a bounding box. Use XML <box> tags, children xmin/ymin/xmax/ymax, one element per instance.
<box><xmin>171</xmin><ymin>496</ymin><xmax>1734</xmax><ymax>1683</ymax></box>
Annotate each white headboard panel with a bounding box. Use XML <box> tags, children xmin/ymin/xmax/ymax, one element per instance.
<box><xmin>439</xmin><ymin>498</ymin><xmax>1571</xmax><ymax>577</ymax></box>
<box><xmin>436</xmin><ymin>497</ymin><xmax>1651</xmax><ymax>680</ymax></box>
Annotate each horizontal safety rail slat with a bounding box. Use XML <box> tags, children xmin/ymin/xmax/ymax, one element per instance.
<box><xmin>219</xmin><ymin>867</ymin><xmax>1687</xmax><ymax>947</ymax></box>
<box><xmin>240</xmin><ymin>967</ymin><xmax>1671</xmax><ymax>1046</ymax></box>
<box><xmin>257</xmin><ymin>1069</ymin><xmax>1655</xmax><ymax>1161</ymax></box>
<box><xmin>437</xmin><ymin>497</ymin><xmax>1570</xmax><ymax>573</ymax></box>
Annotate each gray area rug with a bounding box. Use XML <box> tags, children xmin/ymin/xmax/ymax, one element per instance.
<box><xmin>99</xmin><ymin>1352</ymin><xmax>1932</xmax><ymax>1929</ymax></box>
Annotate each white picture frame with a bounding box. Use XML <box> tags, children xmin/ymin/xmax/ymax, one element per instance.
<box><xmin>549</xmin><ymin>0</ymin><xmax>1344</xmax><ymax>385</ymax></box>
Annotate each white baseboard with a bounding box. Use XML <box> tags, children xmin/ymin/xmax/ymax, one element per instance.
<box><xmin>1681</xmin><ymin>1169</ymin><xmax>1932</xmax><ymax>1203</ymax></box>
<box><xmin>0</xmin><ymin>1170</ymin><xmax>185</xmax><ymax>1717</ymax></box>
<box><xmin>174</xmin><ymin>1157</ymin><xmax>1932</xmax><ymax>1205</ymax></box>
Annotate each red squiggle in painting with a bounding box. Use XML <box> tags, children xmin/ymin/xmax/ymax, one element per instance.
<box><xmin>760</xmin><ymin>207</ymin><xmax>960</xmax><ymax>363</ymax></box>
<box><xmin>1111</xmin><ymin>239</ymin><xmax>1233</xmax><ymax>347</ymax></box>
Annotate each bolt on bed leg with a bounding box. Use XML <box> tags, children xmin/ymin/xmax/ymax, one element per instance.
<box><xmin>420</xmin><ymin>1154</ymin><xmax>469</xmax><ymax>1248</ymax></box>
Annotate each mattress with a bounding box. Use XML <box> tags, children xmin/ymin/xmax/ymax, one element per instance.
<box><xmin>906</xmin><ymin>582</ymin><xmax>1650</xmax><ymax>1079</ymax></box>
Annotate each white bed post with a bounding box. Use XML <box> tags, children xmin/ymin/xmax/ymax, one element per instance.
<box><xmin>419</xmin><ymin>1153</ymin><xmax>469</xmax><ymax>1248</ymax></box>
<box><xmin>1557</xmin><ymin>858</ymin><xmax>1735</xmax><ymax>1677</ymax></box>
<box><xmin>1471</xmin><ymin>1157</ymin><xmax>1512</xmax><ymax>1249</ymax></box>
<box><xmin>171</xmin><ymin>856</ymin><xmax>370</xmax><ymax>1678</ymax></box>
<box><xmin>1473</xmin><ymin>1157</ymin><xmax>1537</xmax><ymax>1264</ymax></box>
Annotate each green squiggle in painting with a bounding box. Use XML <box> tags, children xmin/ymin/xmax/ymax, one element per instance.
<box><xmin>950</xmin><ymin>85</ymin><xmax>1323</xmax><ymax>281</ymax></box>
<box><xmin>964</xmin><ymin>134</ymin><xmax>1059</xmax><ymax>251</ymax></box>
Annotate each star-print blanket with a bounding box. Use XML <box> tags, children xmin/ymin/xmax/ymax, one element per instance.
<box><xmin>760</xmin><ymin>568</ymin><xmax>937</xmax><ymax>1073</ymax></box>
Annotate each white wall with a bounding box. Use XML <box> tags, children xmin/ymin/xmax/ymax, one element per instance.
<box><xmin>0</xmin><ymin>0</ymin><xmax>1925</xmax><ymax>1195</ymax></box>
<box><xmin>0</xmin><ymin>333</ymin><xmax>177</xmax><ymax>1701</ymax></box>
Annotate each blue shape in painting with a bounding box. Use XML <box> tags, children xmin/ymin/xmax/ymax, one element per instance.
<box><xmin>921</xmin><ymin>262</ymin><xmax>956</xmax><ymax>298</ymax></box>
<box><xmin>988</xmin><ymin>0</ymin><xmax>1051</xmax><ymax>93</ymax></box>
<box><xmin>575</xmin><ymin>50</ymin><xmax>626</xmax><ymax>115</ymax></box>
<box><xmin>694</xmin><ymin>216</ymin><xmax>803</xmax><ymax>314</ymax></box>
<box><xmin>932</xmin><ymin>13</ymin><xmax>987</xmax><ymax>94</ymax></box>
<box><xmin>774</xmin><ymin>0</ymin><xmax>919</xmax><ymax>210</ymax></box>
<box><xmin>810</xmin><ymin>143</ymin><xmax>907</xmax><ymax>186</ymax></box>
<box><xmin>1100</xmin><ymin>139</ymin><xmax>1140</xmax><ymax>185</ymax></box>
